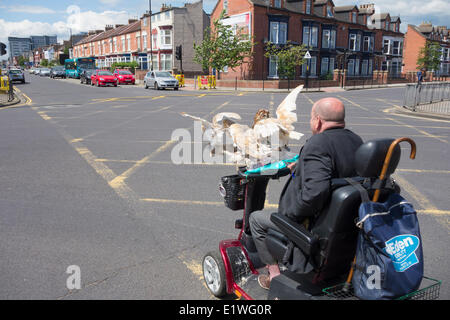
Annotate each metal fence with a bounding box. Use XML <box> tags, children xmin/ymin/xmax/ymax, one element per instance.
<box><xmin>403</xmin><ymin>82</ymin><xmax>450</xmax><ymax>114</ymax></box>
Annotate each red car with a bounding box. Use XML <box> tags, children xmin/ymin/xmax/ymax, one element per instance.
<box><xmin>91</xmin><ymin>70</ymin><xmax>118</xmax><ymax>87</ymax></box>
<box><xmin>113</xmin><ymin>69</ymin><xmax>135</xmax><ymax>85</ymax></box>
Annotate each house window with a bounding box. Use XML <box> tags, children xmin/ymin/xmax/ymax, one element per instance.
<box><xmin>121</xmin><ymin>37</ymin><xmax>126</xmax><ymax>51</ymax></box>
<box><xmin>329</xmin><ymin>58</ymin><xmax>335</xmax><ymax>73</ymax></box>
<box><xmin>361</xmin><ymin>60</ymin><xmax>368</xmax><ymax>76</ymax></box>
<box><xmin>160</xmin><ymin>53</ymin><xmax>172</xmax><ymax>71</ymax></box>
<box><xmin>274</xmin><ymin>0</ymin><xmax>281</xmax><ymax>8</ymax></box>
<box><xmin>306</xmin><ymin>0</ymin><xmax>311</xmax><ymax>14</ymax></box>
<box><xmin>348</xmin><ymin>59</ymin><xmax>355</xmax><ymax>76</ymax></box>
<box><xmin>327</xmin><ymin>5</ymin><xmax>334</xmax><ymax>17</ymax></box>
<box><xmin>355</xmin><ymin>59</ymin><xmax>360</xmax><ymax>75</ymax></box>
<box><xmin>143</xmin><ymin>32</ymin><xmax>147</xmax><ymax>49</ymax></box>
<box><xmin>302</xmin><ymin>56</ymin><xmax>317</xmax><ymax>76</ymax></box>
<box><xmin>269</xmin><ymin>55</ymin><xmax>278</xmax><ymax>78</ymax></box>
<box><xmin>352</xmin><ymin>12</ymin><xmax>357</xmax><ymax>23</ymax></box>
<box><xmin>270</xmin><ymin>21</ymin><xmax>287</xmax><ymax>44</ymax></box>
<box><xmin>363</xmin><ymin>36</ymin><xmax>370</xmax><ymax>52</ymax></box>
<box><xmin>369</xmin><ymin>59</ymin><xmax>373</xmax><ymax>74</ymax></box>
<box><xmin>127</xmin><ymin>36</ymin><xmax>131</xmax><ymax>51</ymax></box>
<box><xmin>136</xmin><ymin>35</ymin><xmax>141</xmax><ymax>50</ymax></box>
<box><xmin>383</xmin><ymin>39</ymin><xmax>391</xmax><ymax>54</ymax></box>
<box><xmin>349</xmin><ymin>34</ymin><xmax>357</xmax><ymax>51</ymax></box>
<box><xmin>303</xmin><ymin>25</ymin><xmax>318</xmax><ymax>47</ymax></box>
<box><xmin>322</xmin><ymin>29</ymin><xmax>336</xmax><ymax>49</ymax></box>
<box><xmin>321</xmin><ymin>57</ymin><xmax>329</xmax><ymax>75</ymax></box>
<box><xmin>160</xmin><ymin>29</ymin><xmax>172</xmax><ymax>46</ymax></box>
<box><xmin>386</xmin><ymin>21</ymin><xmax>390</xmax><ymax>31</ymax></box>
<box><xmin>223</xmin><ymin>0</ymin><xmax>228</xmax><ymax>14</ymax></box>
<box><xmin>393</xmin><ymin>41</ymin><xmax>401</xmax><ymax>55</ymax></box>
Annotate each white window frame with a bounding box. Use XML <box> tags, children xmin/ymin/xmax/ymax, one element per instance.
<box><xmin>270</xmin><ymin>21</ymin><xmax>287</xmax><ymax>44</ymax></box>
<box><xmin>269</xmin><ymin>55</ymin><xmax>278</xmax><ymax>78</ymax></box>
<box><xmin>349</xmin><ymin>34</ymin><xmax>357</xmax><ymax>51</ymax></box>
<box><xmin>160</xmin><ymin>53</ymin><xmax>172</xmax><ymax>71</ymax></box>
<box><xmin>306</xmin><ymin>0</ymin><xmax>311</xmax><ymax>14</ymax></box>
<box><xmin>160</xmin><ymin>29</ymin><xmax>172</xmax><ymax>47</ymax></box>
<box><xmin>321</xmin><ymin>57</ymin><xmax>329</xmax><ymax>75</ymax></box>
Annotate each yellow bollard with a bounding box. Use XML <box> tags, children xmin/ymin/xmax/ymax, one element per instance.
<box><xmin>0</xmin><ymin>76</ymin><xmax>10</xmax><ymax>92</ymax></box>
<box><xmin>207</xmin><ymin>75</ymin><xmax>216</xmax><ymax>89</ymax></box>
<box><xmin>175</xmin><ymin>74</ymin><xmax>185</xmax><ymax>87</ymax></box>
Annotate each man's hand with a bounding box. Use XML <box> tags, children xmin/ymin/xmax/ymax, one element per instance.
<box><xmin>287</xmin><ymin>162</ymin><xmax>297</xmax><ymax>173</ymax></box>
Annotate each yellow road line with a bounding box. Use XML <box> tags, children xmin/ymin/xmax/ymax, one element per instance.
<box><xmin>109</xmin><ymin>140</ymin><xmax>176</xmax><ymax>188</ymax></box>
<box><xmin>392</xmin><ymin>174</ymin><xmax>437</xmax><ymax>211</ymax></box>
<box><xmin>140</xmin><ymin>197</ymin><xmax>279</xmax><ymax>209</ymax></box>
<box><xmin>397</xmin><ymin>169</ymin><xmax>450</xmax><ymax>174</ymax></box>
<box><xmin>417</xmin><ymin>209</ymin><xmax>450</xmax><ymax>216</ymax></box>
<box><xmin>385</xmin><ymin>117</ymin><xmax>448</xmax><ymax>144</ymax></box>
<box><xmin>302</xmin><ymin>93</ymin><xmax>315</xmax><ymax>105</ymax></box>
<box><xmin>337</xmin><ymin>95</ymin><xmax>370</xmax><ymax>111</ymax></box>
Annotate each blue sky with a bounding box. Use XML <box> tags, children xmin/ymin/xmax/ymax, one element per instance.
<box><xmin>1</xmin><ymin>0</ymin><xmax>449</xmax><ymax>61</ymax></box>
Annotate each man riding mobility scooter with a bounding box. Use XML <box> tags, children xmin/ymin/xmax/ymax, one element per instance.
<box><xmin>202</xmin><ymin>137</ymin><xmax>441</xmax><ymax>300</ymax></box>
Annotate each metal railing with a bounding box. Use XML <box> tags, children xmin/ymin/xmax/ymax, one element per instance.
<box><xmin>403</xmin><ymin>82</ymin><xmax>450</xmax><ymax>114</ymax></box>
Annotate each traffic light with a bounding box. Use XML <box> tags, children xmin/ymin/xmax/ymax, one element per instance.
<box><xmin>175</xmin><ymin>45</ymin><xmax>182</xmax><ymax>60</ymax></box>
<box><xmin>0</xmin><ymin>42</ymin><xmax>6</xmax><ymax>56</ymax></box>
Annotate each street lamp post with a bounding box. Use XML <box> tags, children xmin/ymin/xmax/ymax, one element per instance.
<box><xmin>149</xmin><ymin>0</ymin><xmax>153</xmax><ymax>71</ymax></box>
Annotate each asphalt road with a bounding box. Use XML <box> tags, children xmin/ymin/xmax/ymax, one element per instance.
<box><xmin>1</xmin><ymin>72</ymin><xmax>449</xmax><ymax>300</ymax></box>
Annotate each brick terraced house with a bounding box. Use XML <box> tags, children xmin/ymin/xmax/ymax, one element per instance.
<box><xmin>73</xmin><ymin>1</ymin><xmax>209</xmax><ymax>76</ymax></box>
<box><xmin>210</xmin><ymin>0</ymin><xmax>404</xmax><ymax>82</ymax></box>
<box><xmin>403</xmin><ymin>22</ymin><xmax>450</xmax><ymax>77</ymax></box>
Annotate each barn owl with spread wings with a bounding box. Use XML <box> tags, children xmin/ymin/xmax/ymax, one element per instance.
<box><xmin>180</xmin><ymin>84</ymin><xmax>304</xmax><ymax>168</ymax></box>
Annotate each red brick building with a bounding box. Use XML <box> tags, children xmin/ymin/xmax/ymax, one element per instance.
<box><xmin>210</xmin><ymin>0</ymin><xmax>404</xmax><ymax>81</ymax></box>
<box><xmin>403</xmin><ymin>23</ymin><xmax>450</xmax><ymax>77</ymax></box>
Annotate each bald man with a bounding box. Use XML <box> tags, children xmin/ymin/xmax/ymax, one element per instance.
<box><xmin>250</xmin><ymin>97</ymin><xmax>363</xmax><ymax>290</ymax></box>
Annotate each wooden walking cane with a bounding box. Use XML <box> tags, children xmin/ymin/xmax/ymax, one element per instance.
<box><xmin>342</xmin><ymin>137</ymin><xmax>416</xmax><ymax>293</ymax></box>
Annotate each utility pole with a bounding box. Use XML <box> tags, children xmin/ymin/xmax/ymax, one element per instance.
<box><xmin>149</xmin><ymin>0</ymin><xmax>153</xmax><ymax>71</ymax></box>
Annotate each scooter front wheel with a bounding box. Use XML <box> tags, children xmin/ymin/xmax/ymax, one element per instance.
<box><xmin>203</xmin><ymin>251</ymin><xmax>227</xmax><ymax>297</ymax></box>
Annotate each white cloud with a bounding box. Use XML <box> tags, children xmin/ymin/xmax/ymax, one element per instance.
<box><xmin>99</xmin><ymin>0</ymin><xmax>121</xmax><ymax>5</ymax></box>
<box><xmin>0</xmin><ymin>6</ymin><xmax>130</xmax><ymax>58</ymax></box>
<box><xmin>7</xmin><ymin>5</ymin><xmax>56</xmax><ymax>14</ymax></box>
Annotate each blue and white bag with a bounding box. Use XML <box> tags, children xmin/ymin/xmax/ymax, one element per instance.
<box><xmin>352</xmin><ymin>192</ymin><xmax>424</xmax><ymax>300</ymax></box>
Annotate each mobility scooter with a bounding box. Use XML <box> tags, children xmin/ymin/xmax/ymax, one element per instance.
<box><xmin>202</xmin><ymin>137</ymin><xmax>441</xmax><ymax>300</ymax></box>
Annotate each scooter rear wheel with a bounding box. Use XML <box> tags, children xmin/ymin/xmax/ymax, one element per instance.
<box><xmin>202</xmin><ymin>251</ymin><xmax>227</xmax><ymax>297</ymax></box>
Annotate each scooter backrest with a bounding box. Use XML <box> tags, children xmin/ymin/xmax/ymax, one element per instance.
<box><xmin>354</xmin><ymin>138</ymin><xmax>401</xmax><ymax>178</ymax></box>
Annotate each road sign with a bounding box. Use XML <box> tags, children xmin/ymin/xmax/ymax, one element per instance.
<box><xmin>304</xmin><ymin>51</ymin><xmax>311</xmax><ymax>59</ymax></box>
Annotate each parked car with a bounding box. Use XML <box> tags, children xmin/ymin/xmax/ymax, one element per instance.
<box><xmin>113</xmin><ymin>69</ymin><xmax>135</xmax><ymax>85</ymax></box>
<box><xmin>80</xmin><ymin>69</ymin><xmax>97</xmax><ymax>85</ymax></box>
<box><xmin>144</xmin><ymin>71</ymin><xmax>179</xmax><ymax>90</ymax></box>
<box><xmin>39</xmin><ymin>68</ymin><xmax>51</xmax><ymax>77</ymax></box>
<box><xmin>8</xmin><ymin>69</ymin><xmax>25</xmax><ymax>83</ymax></box>
<box><xmin>91</xmin><ymin>70</ymin><xmax>117</xmax><ymax>87</ymax></box>
<box><xmin>50</xmin><ymin>66</ymin><xmax>66</xmax><ymax>79</ymax></box>
<box><xmin>29</xmin><ymin>67</ymin><xmax>36</xmax><ymax>74</ymax></box>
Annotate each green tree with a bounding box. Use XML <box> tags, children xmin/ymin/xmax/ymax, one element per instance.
<box><xmin>193</xmin><ymin>11</ymin><xmax>255</xmax><ymax>78</ymax></box>
<box><xmin>40</xmin><ymin>59</ymin><xmax>49</xmax><ymax>67</ymax></box>
<box><xmin>17</xmin><ymin>56</ymin><xmax>27</xmax><ymax>67</ymax></box>
<box><xmin>264</xmin><ymin>41</ymin><xmax>308</xmax><ymax>79</ymax></box>
<box><xmin>417</xmin><ymin>41</ymin><xmax>442</xmax><ymax>72</ymax></box>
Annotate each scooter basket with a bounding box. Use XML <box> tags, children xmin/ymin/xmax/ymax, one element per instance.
<box><xmin>219</xmin><ymin>175</ymin><xmax>246</xmax><ymax>211</ymax></box>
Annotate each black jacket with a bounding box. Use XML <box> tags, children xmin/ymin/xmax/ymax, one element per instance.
<box><xmin>278</xmin><ymin>127</ymin><xmax>363</xmax><ymax>222</ymax></box>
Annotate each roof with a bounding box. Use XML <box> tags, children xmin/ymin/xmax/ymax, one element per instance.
<box><xmin>334</xmin><ymin>5</ymin><xmax>358</xmax><ymax>12</ymax></box>
<box><xmin>371</xmin><ymin>13</ymin><xmax>390</xmax><ymax>21</ymax></box>
<box><xmin>75</xmin><ymin>22</ymin><xmax>136</xmax><ymax>46</ymax></box>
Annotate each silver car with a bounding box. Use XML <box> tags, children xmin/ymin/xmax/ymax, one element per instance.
<box><xmin>39</xmin><ymin>68</ymin><xmax>51</xmax><ymax>77</ymax></box>
<box><xmin>8</xmin><ymin>69</ymin><xmax>25</xmax><ymax>83</ymax></box>
<box><xmin>144</xmin><ymin>71</ymin><xmax>179</xmax><ymax>90</ymax></box>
